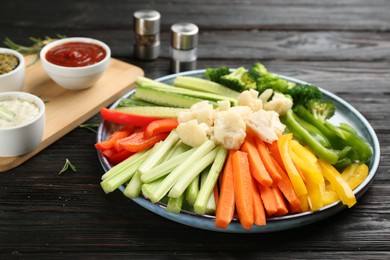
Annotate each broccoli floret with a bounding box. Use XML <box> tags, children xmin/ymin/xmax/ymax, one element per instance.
<box><xmin>285</xmin><ymin>84</ymin><xmax>323</xmax><ymax>108</ymax></box>
<box><xmin>205</xmin><ymin>66</ymin><xmax>230</xmax><ymax>83</ymax></box>
<box><xmin>219</xmin><ymin>67</ymin><xmax>257</xmax><ymax>92</ymax></box>
<box><xmin>248</xmin><ymin>62</ymin><xmax>268</xmax><ymax>78</ymax></box>
<box><xmin>306</xmin><ymin>99</ymin><xmax>336</xmax><ymax>122</ymax></box>
<box><xmin>247</xmin><ymin>62</ymin><xmax>293</xmax><ymax>94</ymax></box>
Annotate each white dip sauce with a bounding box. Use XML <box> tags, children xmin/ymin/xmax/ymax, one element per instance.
<box><xmin>0</xmin><ymin>97</ymin><xmax>40</xmax><ymax>128</ymax></box>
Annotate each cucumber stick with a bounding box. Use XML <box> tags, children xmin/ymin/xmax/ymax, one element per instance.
<box><xmin>114</xmin><ymin>106</ymin><xmax>188</xmax><ymax>118</ymax></box>
<box><xmin>173</xmin><ymin>76</ymin><xmax>240</xmax><ymax>99</ymax></box>
<box><xmin>134</xmin><ymin>85</ymin><xmax>205</xmax><ymax>108</ymax></box>
<box><xmin>140</xmin><ymin>82</ymin><xmax>237</xmax><ymax>105</ymax></box>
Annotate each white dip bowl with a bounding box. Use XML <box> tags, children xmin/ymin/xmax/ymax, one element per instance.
<box><xmin>40</xmin><ymin>37</ymin><xmax>111</xmax><ymax>90</ymax></box>
<box><xmin>0</xmin><ymin>92</ymin><xmax>45</xmax><ymax>157</ymax></box>
<box><xmin>0</xmin><ymin>48</ymin><xmax>25</xmax><ymax>92</ymax></box>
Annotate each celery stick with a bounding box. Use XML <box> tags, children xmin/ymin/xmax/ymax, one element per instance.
<box><xmin>100</xmin><ymin>150</ymin><xmax>151</xmax><ymax>194</ymax></box>
<box><xmin>138</xmin><ymin>130</ymin><xmax>179</xmax><ymax>174</ymax></box>
<box><xmin>168</xmin><ymin>147</ymin><xmax>218</xmax><ymax>199</ymax></box>
<box><xmin>194</xmin><ymin>146</ymin><xmax>228</xmax><ymax>214</ymax></box>
<box><xmin>141</xmin><ymin>147</ymin><xmax>196</xmax><ymax>183</ymax></box>
<box><xmin>123</xmin><ymin>171</ymin><xmax>142</xmax><ymax>198</ymax></box>
<box><xmin>142</xmin><ymin>178</ymin><xmax>164</xmax><ymax>199</ymax></box>
<box><xmin>149</xmin><ymin>140</ymin><xmax>216</xmax><ymax>203</ymax></box>
<box><xmin>163</xmin><ymin>141</ymin><xmax>191</xmax><ymax>162</ymax></box>
<box><xmin>101</xmin><ymin>150</ymin><xmax>148</xmax><ymax>181</ymax></box>
<box><xmin>166</xmin><ymin>193</ymin><xmax>185</xmax><ymax>214</ymax></box>
<box><xmin>185</xmin><ymin>174</ymin><xmax>200</xmax><ymax>206</ymax></box>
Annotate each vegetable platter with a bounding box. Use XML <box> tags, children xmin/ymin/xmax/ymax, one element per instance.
<box><xmin>96</xmin><ymin>65</ymin><xmax>380</xmax><ymax>233</ymax></box>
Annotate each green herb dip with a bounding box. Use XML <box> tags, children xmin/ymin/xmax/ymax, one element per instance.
<box><xmin>0</xmin><ymin>53</ymin><xmax>19</xmax><ymax>75</ymax></box>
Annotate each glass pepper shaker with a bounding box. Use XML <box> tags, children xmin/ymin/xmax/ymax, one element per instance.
<box><xmin>170</xmin><ymin>22</ymin><xmax>199</xmax><ymax>73</ymax></box>
<box><xmin>133</xmin><ymin>10</ymin><xmax>161</xmax><ymax>60</ymax></box>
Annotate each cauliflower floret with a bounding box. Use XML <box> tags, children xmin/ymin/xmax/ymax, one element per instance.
<box><xmin>177</xmin><ymin>101</ymin><xmax>214</xmax><ymax>126</ymax></box>
<box><xmin>263</xmin><ymin>92</ymin><xmax>293</xmax><ymax>116</ymax></box>
<box><xmin>237</xmin><ymin>89</ymin><xmax>263</xmax><ymax>112</ymax></box>
<box><xmin>217</xmin><ymin>100</ymin><xmax>231</xmax><ymax>111</ymax></box>
<box><xmin>259</xmin><ymin>89</ymin><xmax>273</xmax><ymax>104</ymax></box>
<box><xmin>246</xmin><ymin>110</ymin><xmax>286</xmax><ymax>143</ymax></box>
<box><xmin>213</xmin><ymin>109</ymin><xmax>247</xmax><ymax>150</ymax></box>
<box><xmin>176</xmin><ymin>119</ymin><xmax>209</xmax><ymax>147</ymax></box>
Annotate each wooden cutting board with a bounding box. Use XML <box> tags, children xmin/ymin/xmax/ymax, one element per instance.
<box><xmin>0</xmin><ymin>55</ymin><xmax>144</xmax><ymax>172</ymax></box>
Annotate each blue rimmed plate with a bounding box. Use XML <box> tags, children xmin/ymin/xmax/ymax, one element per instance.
<box><xmin>96</xmin><ymin>70</ymin><xmax>380</xmax><ymax>233</ymax></box>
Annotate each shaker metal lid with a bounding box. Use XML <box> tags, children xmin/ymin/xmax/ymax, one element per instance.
<box><xmin>171</xmin><ymin>22</ymin><xmax>199</xmax><ymax>50</ymax></box>
<box><xmin>134</xmin><ymin>10</ymin><xmax>161</xmax><ymax>35</ymax></box>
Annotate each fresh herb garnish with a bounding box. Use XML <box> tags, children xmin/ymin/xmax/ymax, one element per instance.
<box><xmin>4</xmin><ymin>35</ymin><xmax>66</xmax><ymax>66</ymax></box>
<box><xmin>59</xmin><ymin>158</ymin><xmax>77</xmax><ymax>175</ymax></box>
<box><xmin>80</xmin><ymin>121</ymin><xmax>100</xmax><ymax>133</ymax></box>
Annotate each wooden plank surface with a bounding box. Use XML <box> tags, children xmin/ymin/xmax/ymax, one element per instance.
<box><xmin>0</xmin><ymin>56</ymin><xmax>143</xmax><ymax>172</ymax></box>
<box><xmin>0</xmin><ymin>0</ymin><xmax>389</xmax><ymax>259</ymax></box>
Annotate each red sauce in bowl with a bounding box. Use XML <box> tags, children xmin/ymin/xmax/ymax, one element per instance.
<box><xmin>45</xmin><ymin>42</ymin><xmax>106</xmax><ymax>67</ymax></box>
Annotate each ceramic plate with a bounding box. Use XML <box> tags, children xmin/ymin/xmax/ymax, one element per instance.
<box><xmin>97</xmin><ymin>70</ymin><xmax>380</xmax><ymax>233</ymax></box>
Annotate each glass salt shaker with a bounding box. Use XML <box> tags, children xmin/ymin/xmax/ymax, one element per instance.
<box><xmin>170</xmin><ymin>22</ymin><xmax>199</xmax><ymax>73</ymax></box>
<box><xmin>133</xmin><ymin>10</ymin><xmax>160</xmax><ymax>60</ymax></box>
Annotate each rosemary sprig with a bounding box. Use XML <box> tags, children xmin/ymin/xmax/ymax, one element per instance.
<box><xmin>80</xmin><ymin>121</ymin><xmax>100</xmax><ymax>134</ymax></box>
<box><xmin>4</xmin><ymin>35</ymin><xmax>66</xmax><ymax>66</ymax></box>
<box><xmin>59</xmin><ymin>158</ymin><xmax>77</xmax><ymax>175</ymax></box>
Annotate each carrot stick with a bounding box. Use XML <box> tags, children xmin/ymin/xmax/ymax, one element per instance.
<box><xmin>215</xmin><ymin>151</ymin><xmax>235</xmax><ymax>229</ymax></box>
<box><xmin>266</xmin><ymin>141</ymin><xmax>285</xmax><ymax>172</ymax></box>
<box><xmin>272</xmin><ymin>157</ymin><xmax>302</xmax><ymax>213</ymax></box>
<box><xmin>232</xmin><ymin>150</ymin><xmax>254</xmax><ymax>230</ymax></box>
<box><xmin>241</xmin><ymin>135</ymin><xmax>273</xmax><ymax>187</ymax></box>
<box><xmin>254</xmin><ymin>137</ymin><xmax>282</xmax><ymax>183</ymax></box>
<box><xmin>257</xmin><ymin>183</ymin><xmax>278</xmax><ymax>217</ymax></box>
<box><xmin>272</xmin><ymin>186</ymin><xmax>289</xmax><ymax>216</ymax></box>
<box><xmin>213</xmin><ymin>182</ymin><xmax>219</xmax><ymax>208</ymax></box>
<box><xmin>251</xmin><ymin>177</ymin><xmax>266</xmax><ymax>226</ymax></box>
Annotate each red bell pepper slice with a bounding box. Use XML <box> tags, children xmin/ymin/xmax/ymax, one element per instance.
<box><xmin>102</xmin><ymin>148</ymin><xmax>134</xmax><ymax>164</ymax></box>
<box><xmin>100</xmin><ymin>107</ymin><xmax>161</xmax><ymax>127</ymax></box>
<box><xmin>95</xmin><ymin>125</ymin><xmax>135</xmax><ymax>150</ymax></box>
<box><xmin>144</xmin><ymin>118</ymin><xmax>179</xmax><ymax>139</ymax></box>
<box><xmin>119</xmin><ymin>131</ymin><xmax>168</xmax><ymax>152</ymax></box>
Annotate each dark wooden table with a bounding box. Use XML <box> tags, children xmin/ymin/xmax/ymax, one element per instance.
<box><xmin>1</xmin><ymin>1</ymin><xmax>389</xmax><ymax>259</ymax></box>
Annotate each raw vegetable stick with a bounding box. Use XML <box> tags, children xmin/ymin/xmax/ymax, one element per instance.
<box><xmin>277</xmin><ymin>134</ymin><xmax>308</xmax><ymax>197</ymax></box>
<box><xmin>254</xmin><ymin>137</ymin><xmax>282</xmax><ymax>184</ymax></box>
<box><xmin>271</xmin><ymin>157</ymin><xmax>302</xmax><ymax>213</ymax></box>
<box><xmin>258</xmin><ymin>183</ymin><xmax>278</xmax><ymax>217</ymax></box>
<box><xmin>265</xmin><ymin>141</ymin><xmax>285</xmax><ymax>171</ymax></box>
<box><xmin>194</xmin><ymin>146</ymin><xmax>228</xmax><ymax>215</ymax></box>
<box><xmin>215</xmin><ymin>151</ymin><xmax>235</xmax><ymax>229</ymax></box>
<box><xmin>318</xmin><ymin>159</ymin><xmax>356</xmax><ymax>208</ymax></box>
<box><xmin>149</xmin><ymin>140</ymin><xmax>215</xmax><ymax>203</ymax></box>
<box><xmin>250</xmin><ymin>176</ymin><xmax>266</xmax><ymax>226</ymax></box>
<box><xmin>241</xmin><ymin>135</ymin><xmax>273</xmax><ymax>187</ymax></box>
<box><xmin>185</xmin><ymin>174</ymin><xmax>200</xmax><ymax>206</ymax></box>
<box><xmin>168</xmin><ymin>148</ymin><xmax>218</xmax><ymax>199</ymax></box>
<box><xmin>272</xmin><ymin>186</ymin><xmax>289</xmax><ymax>217</ymax></box>
<box><xmin>232</xmin><ymin>150</ymin><xmax>254</xmax><ymax>230</ymax></box>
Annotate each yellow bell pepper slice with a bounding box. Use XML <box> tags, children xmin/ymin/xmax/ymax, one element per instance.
<box><xmin>289</xmin><ymin>144</ymin><xmax>324</xmax><ymax>185</ymax></box>
<box><xmin>320</xmin><ymin>183</ymin><xmax>340</xmax><ymax>206</ymax></box>
<box><xmin>341</xmin><ymin>163</ymin><xmax>369</xmax><ymax>190</ymax></box>
<box><xmin>278</xmin><ymin>133</ymin><xmax>307</xmax><ymax>196</ymax></box>
<box><xmin>306</xmin><ymin>181</ymin><xmax>323</xmax><ymax>211</ymax></box>
<box><xmin>318</xmin><ymin>159</ymin><xmax>356</xmax><ymax>208</ymax></box>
